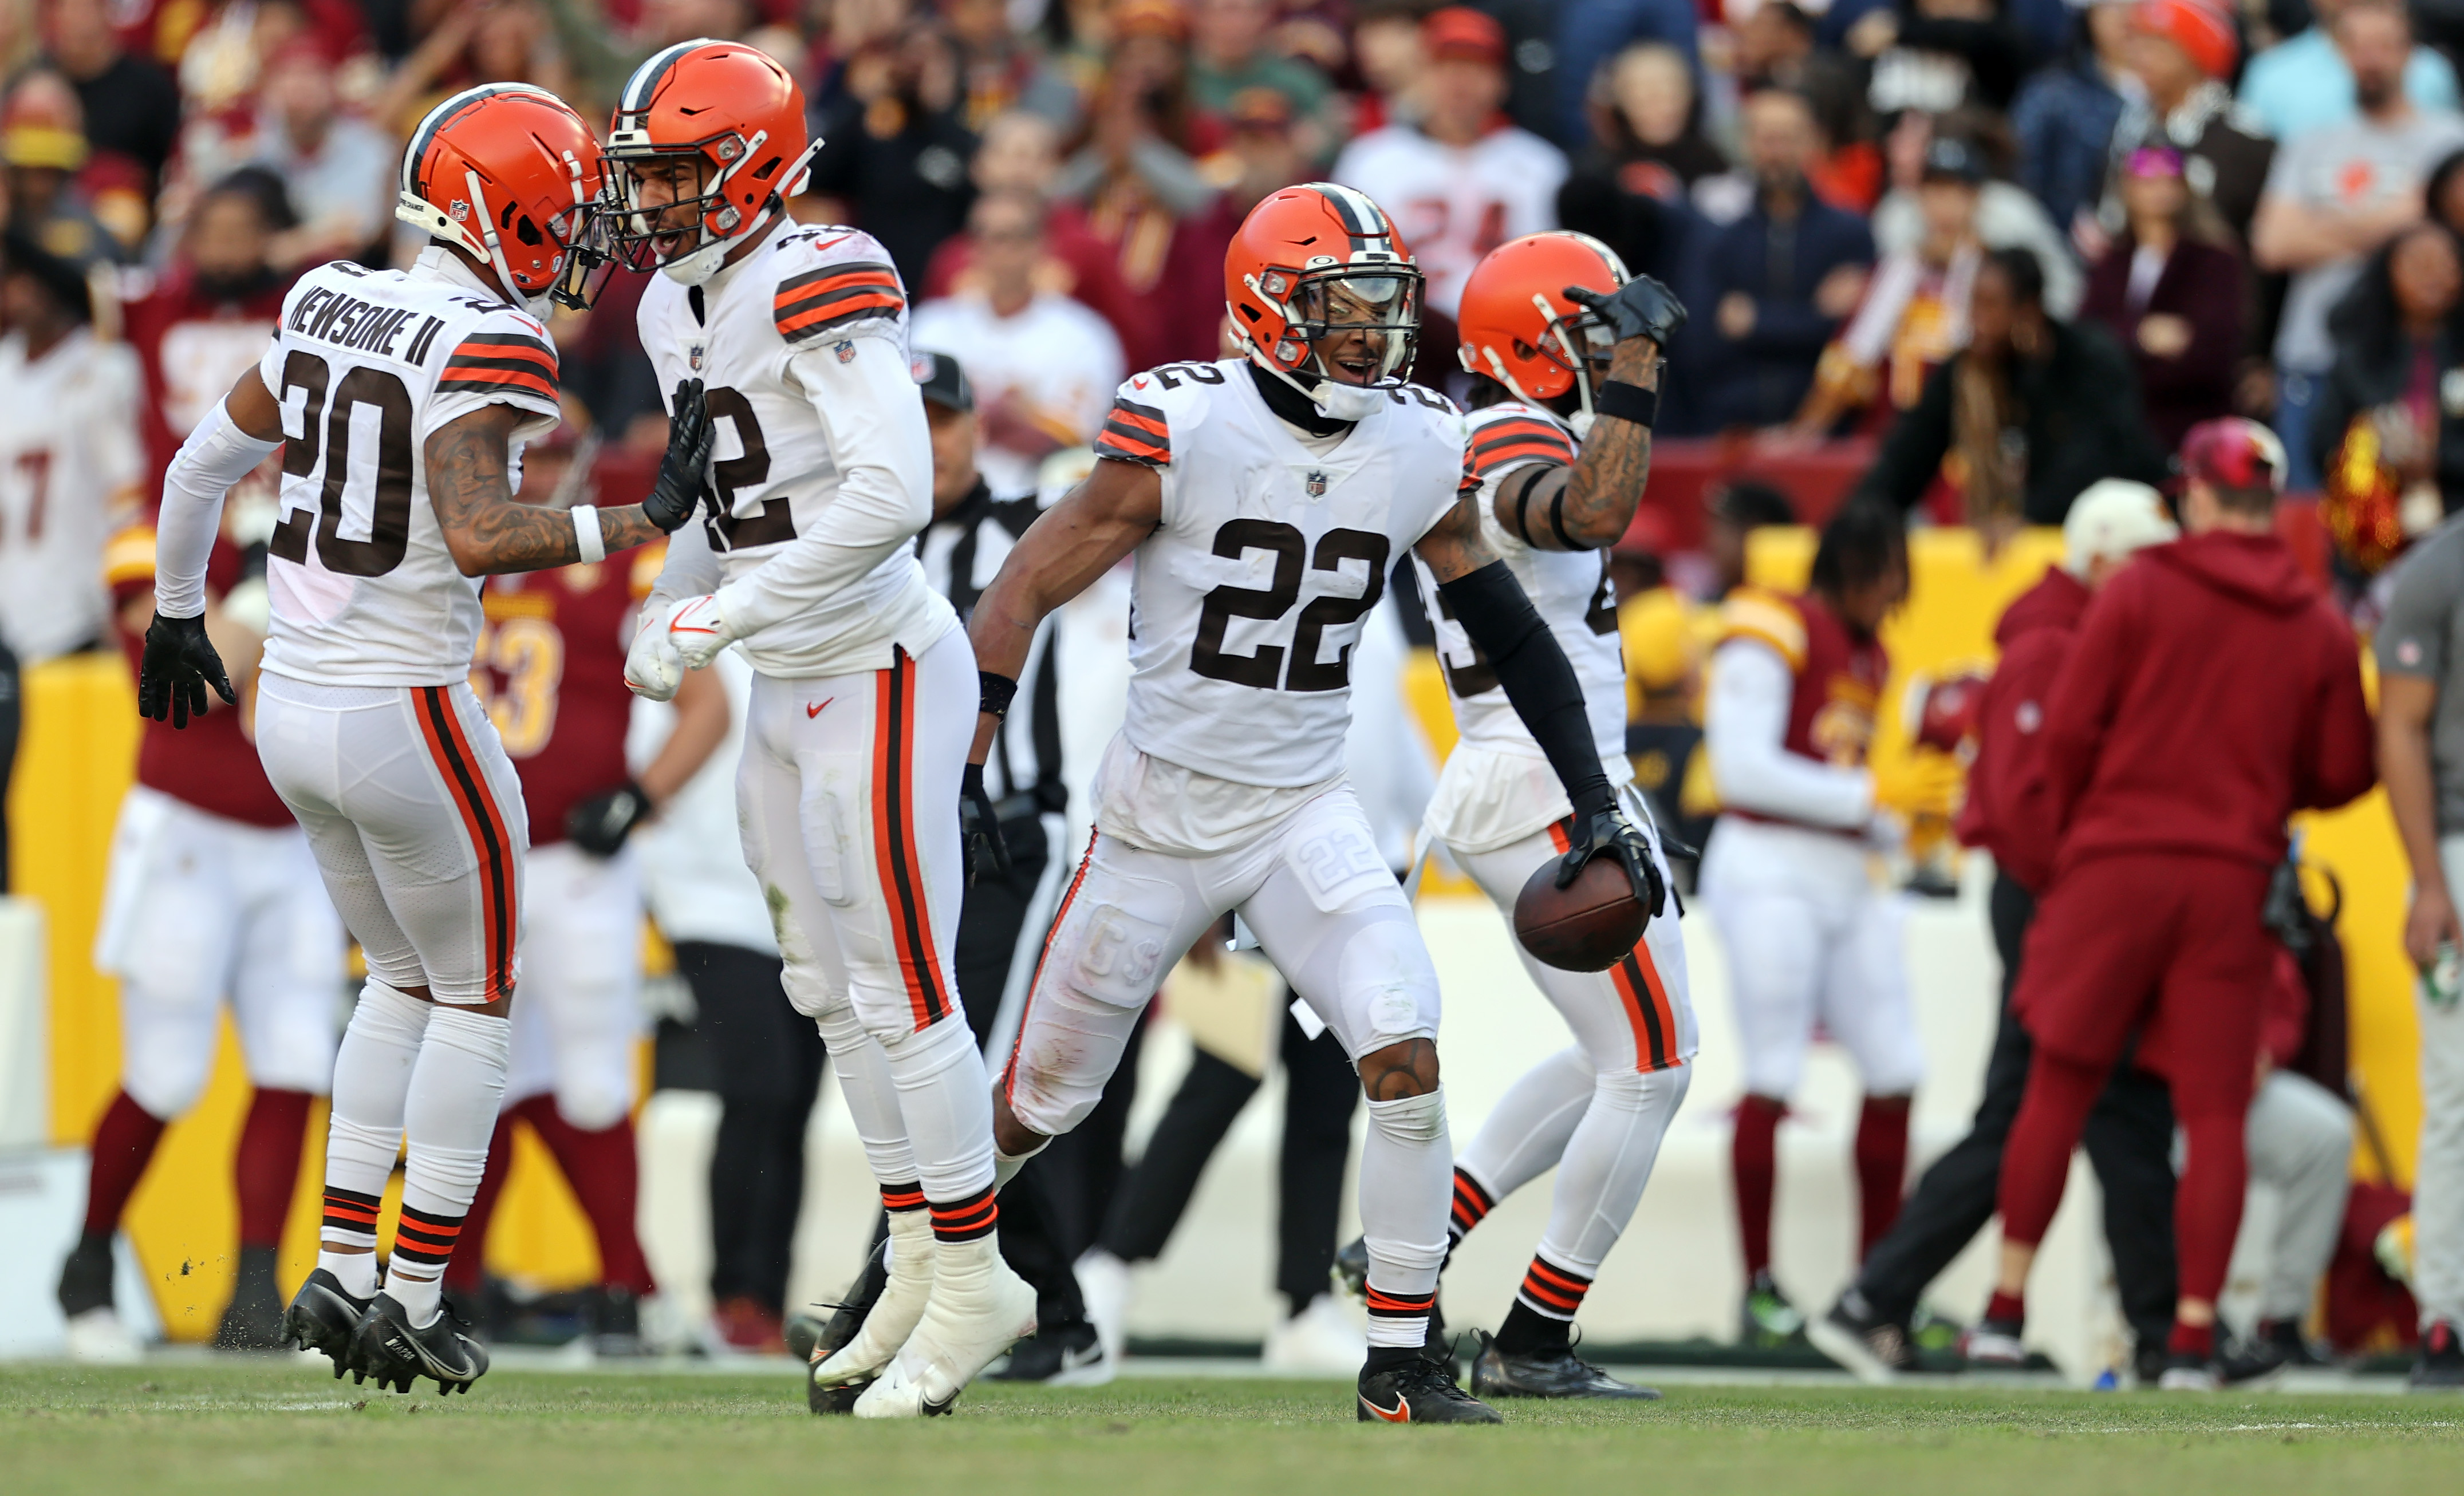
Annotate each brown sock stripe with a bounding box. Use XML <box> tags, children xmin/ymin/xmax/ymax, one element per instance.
<box><xmin>880</xmin><ymin>1182</ymin><xmax>928</xmax><ymax>1212</ymax></box>
<box><xmin>1449</xmin><ymin>1170</ymin><xmax>1495</xmax><ymax>1235</ymax></box>
<box><xmin>391</xmin><ymin>1206</ymin><xmax>464</xmax><ymax>1265</ymax></box>
<box><xmin>929</xmin><ymin>1186</ymin><xmax>999</xmax><ymax>1242</ymax></box>
<box><xmin>321</xmin><ymin>1185</ymin><xmax>383</xmax><ymax>1235</ymax></box>
<box><xmin>1516</xmin><ymin>1256</ymin><xmax>1591</xmax><ymax>1317</ymax></box>
<box><xmin>1365</xmin><ymin>1286</ymin><xmax>1437</xmax><ymax>1319</ymax></box>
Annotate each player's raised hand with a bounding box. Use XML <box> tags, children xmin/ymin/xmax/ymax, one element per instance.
<box><xmin>1555</xmin><ymin>805</ymin><xmax>1667</xmax><ymax>919</ymax></box>
<box><xmin>136</xmin><ymin>611</ymin><xmax>238</xmax><ymax>729</ymax></box>
<box><xmin>642</xmin><ymin>378</ymin><xmax>716</xmax><ymax>532</ymax></box>
<box><xmin>1566</xmin><ymin>275</ymin><xmax>1687</xmax><ymax>350</ymax></box>
<box><xmin>960</xmin><ymin>763</ymin><xmax>1012</xmax><ymax>886</ymax></box>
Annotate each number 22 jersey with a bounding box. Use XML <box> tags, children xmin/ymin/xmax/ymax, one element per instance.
<box><xmin>255</xmin><ymin>248</ymin><xmax>563</xmax><ymax>687</ymax></box>
<box><xmin>1092</xmin><ymin>360</ymin><xmax>1468</xmax><ymax>800</ymax></box>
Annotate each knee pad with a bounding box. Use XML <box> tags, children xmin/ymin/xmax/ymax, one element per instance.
<box><xmin>1005</xmin><ymin>987</ymin><xmax>1136</xmax><ymax>1138</ymax></box>
<box><xmin>1365</xmin><ymin>1086</ymin><xmax>1448</xmax><ymax>1147</ymax></box>
<box><xmin>1330</xmin><ymin>911</ymin><xmax>1441</xmax><ymax>1054</ymax></box>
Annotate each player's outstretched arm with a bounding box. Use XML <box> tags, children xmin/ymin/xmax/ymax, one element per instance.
<box><xmin>966</xmin><ymin>456</ymin><xmax>1162</xmax><ymax>764</ymax></box>
<box><xmin>426</xmin><ymin>403</ymin><xmax>688</xmax><ymax>575</ymax></box>
<box><xmin>141</xmin><ymin>365</ymin><xmax>287</xmax><ymax>725</ymax></box>
<box><xmin>1492</xmin><ymin>333</ymin><xmax>1663</xmax><ymax>552</ymax></box>
<box><xmin>1414</xmin><ymin>496</ymin><xmax>1663</xmax><ymax>914</ymax></box>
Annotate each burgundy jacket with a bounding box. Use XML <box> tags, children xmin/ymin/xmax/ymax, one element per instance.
<box><xmin>2079</xmin><ymin>235</ymin><xmax>2244</xmax><ymax>453</ymax></box>
<box><xmin>2040</xmin><ymin>531</ymin><xmax>2374</xmax><ymax>879</ymax></box>
<box><xmin>1956</xmin><ymin>566</ymin><xmax>2091</xmax><ymax>892</ymax></box>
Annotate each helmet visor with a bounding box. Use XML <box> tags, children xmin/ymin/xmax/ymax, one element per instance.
<box><xmin>1290</xmin><ymin>266</ymin><xmax>1424</xmax><ymax>385</ymax></box>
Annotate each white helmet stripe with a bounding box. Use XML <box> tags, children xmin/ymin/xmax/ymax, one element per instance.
<box><xmin>620</xmin><ymin>38</ymin><xmax>709</xmax><ymax>119</ymax></box>
<box><xmin>401</xmin><ymin>82</ymin><xmax>566</xmax><ymax>196</ymax></box>
<box><xmin>1308</xmin><ymin>182</ymin><xmax>1390</xmax><ymax>240</ymax></box>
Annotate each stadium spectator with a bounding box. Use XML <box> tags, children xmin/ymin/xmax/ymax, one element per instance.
<box><xmin>1862</xmin><ymin>0</ymin><xmax>2034</xmax><ymax>117</ymax></box>
<box><xmin>1595</xmin><ymin>42</ymin><xmax>1729</xmax><ymax>199</ymax></box>
<box><xmin>2109</xmin><ymin>0</ymin><xmax>2272</xmax><ymax>246</ymax></box>
<box><xmin>1812</xmin><ymin>480</ymin><xmax>2183</xmax><ymax>1383</ymax></box>
<box><xmin>1553</xmin><ymin>56</ymin><xmax>1699</xmax><ymax>295</ymax></box>
<box><xmin>1552</xmin><ymin>0</ymin><xmax>1701</xmax><ymax>148</ymax></box>
<box><xmin>1984</xmin><ymin>418</ymin><xmax>2375</xmax><ymax>1389</ymax></box>
<box><xmin>1871</xmin><ymin>112</ymin><xmax>2081</xmax><ymax>317</ymax></box>
<box><xmin>242</xmin><ymin>40</ymin><xmax>396</xmax><ymax>269</ymax></box>
<box><xmin>804</xmin><ymin>21</ymin><xmax>981</xmax><ymax>289</ymax></box>
<box><xmin>1706</xmin><ymin>480</ymin><xmax>1800</xmax><ymax>599</ymax></box>
<box><xmin>41</xmin><ymin>0</ymin><xmax>179</xmax><ymax>196</ymax></box>
<box><xmin>1736</xmin><ymin>1</ymin><xmax>1875</xmax><ymax>203</ymax></box>
<box><xmin>2010</xmin><ymin>0</ymin><xmax>2135</xmax><ymax>241</ymax></box>
<box><xmin>1333</xmin><ymin>6</ymin><xmax>1566</xmax><ymax>321</ymax></box>
<box><xmin>1049</xmin><ymin>0</ymin><xmax>1233</xmax><ymax>369</ymax></box>
<box><xmin>912</xmin><ymin>190</ymin><xmax>1125</xmax><ymax>496</ymax></box>
<box><xmin>2</xmin><ymin>71</ymin><xmax>130</xmax><ymax>264</ymax></box>
<box><xmin>1793</xmin><ymin>134</ymin><xmax>1988</xmax><ymax>436</ymax></box>
<box><xmin>2313</xmin><ymin>222</ymin><xmax>2464</xmax><ymax>520</ymax></box>
<box><xmin>1186</xmin><ymin>0</ymin><xmax>1333</xmax><ymax>157</ymax></box>
<box><xmin>2079</xmin><ymin>144</ymin><xmax>2244</xmax><ymax>451</ymax></box>
<box><xmin>2241</xmin><ymin>0</ymin><xmax>2459</xmax><ymax>144</ymax></box>
<box><xmin>1692</xmin><ymin>89</ymin><xmax>1877</xmax><ymax>432</ymax></box>
<box><xmin>2252</xmin><ymin>0</ymin><xmax>2464</xmax><ymax>490</ymax></box>
<box><xmin>1346</xmin><ymin>0</ymin><xmax>1426</xmax><ymax>136</ymax></box>
<box><xmin>123</xmin><ymin>169</ymin><xmax>295</xmax><ymax>483</ymax></box>
<box><xmin>1853</xmin><ymin>246</ymin><xmax>2167</xmax><ymax>526</ymax></box>
<box><xmin>2376</xmin><ymin>489</ymin><xmax>2464</xmax><ymax>1391</ymax></box>
<box><xmin>1208</xmin><ymin>84</ymin><xmax>1313</xmax><ymax>214</ymax></box>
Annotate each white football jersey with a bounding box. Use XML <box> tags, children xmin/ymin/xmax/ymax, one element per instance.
<box><xmin>1095</xmin><ymin>360</ymin><xmax>1468</xmax><ymax>788</ymax></box>
<box><xmin>0</xmin><ymin>327</ymin><xmax>143</xmax><ymax>664</ymax></box>
<box><xmin>637</xmin><ymin>223</ymin><xmax>955</xmax><ymax>679</ymax></box>
<box><xmin>255</xmin><ymin>249</ymin><xmax>562</xmax><ymax>686</ymax></box>
<box><xmin>1413</xmin><ymin>401</ymin><xmax>1627</xmax><ymax>763</ymax></box>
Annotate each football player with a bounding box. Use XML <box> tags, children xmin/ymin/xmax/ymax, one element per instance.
<box><xmin>610</xmin><ymin>42</ymin><xmax>1035</xmax><ymax>1416</ymax></box>
<box><xmin>1396</xmin><ymin>232</ymin><xmax>1695</xmax><ymax>1399</ymax></box>
<box><xmin>137</xmin><ymin>84</ymin><xmax>715</xmax><ymax>1394</ymax></box>
<box><xmin>1699</xmin><ymin>500</ymin><xmax>1925</xmax><ymax>1344</ymax></box>
<box><xmin>967</xmin><ymin>184</ymin><xmax>1662</xmax><ymax>1424</ymax></box>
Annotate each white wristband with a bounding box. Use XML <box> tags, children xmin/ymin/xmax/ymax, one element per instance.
<box><xmin>571</xmin><ymin>504</ymin><xmax>606</xmax><ymax>565</ymax></box>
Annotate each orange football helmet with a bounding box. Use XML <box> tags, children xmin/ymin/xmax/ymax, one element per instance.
<box><xmin>1456</xmin><ymin>231</ymin><xmax>1629</xmax><ymax>421</ymax></box>
<box><xmin>397</xmin><ymin>84</ymin><xmax>606</xmax><ymax>310</ymax></box>
<box><xmin>1224</xmin><ymin>183</ymin><xmax>1422</xmax><ymax>410</ymax></box>
<box><xmin>606</xmin><ymin>40</ymin><xmax>814</xmax><ymax>285</ymax></box>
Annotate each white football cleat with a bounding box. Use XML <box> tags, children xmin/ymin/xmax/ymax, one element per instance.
<box><xmin>1263</xmin><ymin>1293</ymin><xmax>1366</xmax><ymax>1376</ymax></box>
<box><xmin>1075</xmin><ymin>1247</ymin><xmax>1131</xmax><ymax>1367</ymax></box>
<box><xmin>812</xmin><ymin>1210</ymin><xmax>936</xmax><ymax>1388</ymax></box>
<box><xmin>853</xmin><ymin>1237</ymin><xmax>1036</xmax><ymax>1418</ymax></box>
<box><xmin>64</xmin><ymin>1306</ymin><xmax>142</xmax><ymax>1364</ymax></box>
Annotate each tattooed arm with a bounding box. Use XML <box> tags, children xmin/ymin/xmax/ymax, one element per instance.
<box><xmin>425</xmin><ymin>405</ymin><xmax>667</xmax><ymax>575</ymax></box>
<box><xmin>1490</xmin><ymin>335</ymin><xmax>1661</xmax><ymax>552</ymax></box>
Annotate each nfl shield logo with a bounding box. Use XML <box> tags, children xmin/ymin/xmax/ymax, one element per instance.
<box><xmin>1306</xmin><ymin>469</ymin><xmax>1327</xmax><ymax>498</ymax></box>
<box><xmin>834</xmin><ymin>340</ymin><xmax>858</xmax><ymax>364</ymax></box>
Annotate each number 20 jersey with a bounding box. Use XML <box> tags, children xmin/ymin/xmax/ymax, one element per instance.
<box><xmin>255</xmin><ymin>251</ymin><xmax>563</xmax><ymax>687</ymax></box>
<box><xmin>1093</xmin><ymin>360</ymin><xmax>1468</xmax><ymax>788</ymax></box>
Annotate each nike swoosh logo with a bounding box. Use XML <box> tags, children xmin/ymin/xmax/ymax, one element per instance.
<box><xmin>806</xmin><ymin>697</ymin><xmax>834</xmax><ymax>719</ymax></box>
<box><xmin>1360</xmin><ymin>1393</ymin><xmax>1410</xmax><ymax>1422</ymax></box>
<box><xmin>814</xmin><ymin>233</ymin><xmax>852</xmax><ymax>251</ymax></box>
<box><xmin>671</xmin><ymin>623</ymin><xmax>721</xmax><ymax>635</ymax></box>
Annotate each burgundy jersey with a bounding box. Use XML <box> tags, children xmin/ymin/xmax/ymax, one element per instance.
<box><xmin>1717</xmin><ymin>585</ymin><xmax>1889</xmax><ymax>824</ymax></box>
<box><xmin>471</xmin><ymin>548</ymin><xmax>658</xmax><ymax>847</ymax></box>
<box><xmin>123</xmin><ymin>269</ymin><xmax>291</xmax><ymax>484</ymax></box>
<box><xmin>107</xmin><ymin>521</ymin><xmax>293</xmax><ymax>827</ymax></box>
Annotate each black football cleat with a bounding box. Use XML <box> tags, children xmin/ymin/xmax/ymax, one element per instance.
<box><xmin>1468</xmin><ymin>1331</ymin><xmax>1659</xmax><ymax>1400</ymax></box>
<box><xmin>2414</xmin><ymin>1320</ymin><xmax>2464</xmax><ymax>1390</ymax></box>
<box><xmin>1356</xmin><ymin>1348</ymin><xmax>1504</xmax><ymax>1424</ymax></box>
<box><xmin>1332</xmin><ymin>1236</ymin><xmax>1370</xmax><ymax>1300</ymax></box>
<box><xmin>351</xmin><ymin>1292</ymin><xmax>488</xmax><ymax>1395</ymax></box>
<box><xmin>57</xmin><ymin>1230</ymin><xmax>115</xmax><ymax>1319</ymax></box>
<box><xmin>1805</xmin><ymin>1290</ymin><xmax>1915</xmax><ymax>1383</ymax></box>
<box><xmin>988</xmin><ymin>1320</ymin><xmax>1108</xmax><ymax>1384</ymax></box>
<box><xmin>806</xmin><ymin>1239</ymin><xmax>890</xmax><ymax>1415</ymax></box>
<box><xmin>215</xmin><ymin>1246</ymin><xmax>290</xmax><ymax>1351</ymax></box>
<box><xmin>591</xmin><ymin>1285</ymin><xmax>646</xmax><ymax>1358</ymax></box>
<box><xmin>283</xmin><ymin>1268</ymin><xmax>373</xmax><ymax>1379</ymax></box>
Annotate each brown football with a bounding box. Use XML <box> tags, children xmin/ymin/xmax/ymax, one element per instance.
<box><xmin>1514</xmin><ymin>855</ymin><xmax>1647</xmax><ymax>972</ymax></box>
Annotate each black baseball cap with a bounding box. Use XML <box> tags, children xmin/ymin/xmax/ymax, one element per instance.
<box><xmin>912</xmin><ymin>349</ymin><xmax>975</xmax><ymax>413</ymax></box>
<box><xmin>1921</xmin><ymin>137</ymin><xmax>1986</xmax><ymax>185</ymax></box>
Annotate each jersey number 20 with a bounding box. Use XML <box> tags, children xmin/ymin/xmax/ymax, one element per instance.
<box><xmin>267</xmin><ymin>350</ymin><xmax>415</xmax><ymax>577</ymax></box>
<box><xmin>1189</xmin><ymin>519</ymin><xmax>1387</xmax><ymax>692</ymax></box>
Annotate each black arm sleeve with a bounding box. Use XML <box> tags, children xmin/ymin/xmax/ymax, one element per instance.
<box><xmin>1437</xmin><ymin>560</ymin><xmax>1615</xmax><ymax>822</ymax></box>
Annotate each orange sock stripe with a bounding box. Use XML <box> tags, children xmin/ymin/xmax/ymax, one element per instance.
<box><xmin>416</xmin><ymin>687</ymin><xmax>517</xmax><ymax>1000</ymax></box>
<box><xmin>871</xmin><ymin>652</ymin><xmax>952</xmax><ymax>1029</ymax></box>
<box><xmin>1524</xmin><ymin>1257</ymin><xmax>1592</xmax><ymax>1295</ymax></box>
<box><xmin>1517</xmin><ymin>1271</ymin><xmax>1585</xmax><ymax>1315</ymax></box>
<box><xmin>929</xmin><ymin>1186</ymin><xmax>999</xmax><ymax>1241</ymax></box>
<box><xmin>880</xmin><ymin>1184</ymin><xmax>928</xmax><ymax>1212</ymax></box>
<box><xmin>1002</xmin><ymin>828</ymin><xmax>1097</xmax><ymax>1104</ymax></box>
<box><xmin>1365</xmin><ymin>1287</ymin><xmax>1437</xmax><ymax>1317</ymax></box>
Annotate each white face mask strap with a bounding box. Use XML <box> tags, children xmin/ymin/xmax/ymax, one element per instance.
<box><xmin>464</xmin><ymin>169</ymin><xmax>525</xmax><ymax>303</ymax></box>
<box><xmin>1481</xmin><ymin>346</ymin><xmax>1543</xmax><ymax>410</ymax></box>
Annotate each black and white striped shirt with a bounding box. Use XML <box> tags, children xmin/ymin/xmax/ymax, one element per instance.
<box><xmin>917</xmin><ymin>479</ymin><xmax>1063</xmax><ymax>812</ymax></box>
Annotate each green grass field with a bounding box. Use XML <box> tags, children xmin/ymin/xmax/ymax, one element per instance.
<box><xmin>5</xmin><ymin>1363</ymin><xmax>2461</xmax><ymax>1495</ymax></box>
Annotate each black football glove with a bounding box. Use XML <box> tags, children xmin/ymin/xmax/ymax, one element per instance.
<box><xmin>1566</xmin><ymin>274</ymin><xmax>1688</xmax><ymax>350</ymax></box>
<box><xmin>137</xmin><ymin>611</ymin><xmax>236</xmax><ymax>729</ymax></box>
<box><xmin>641</xmin><ymin>378</ymin><xmax>716</xmax><ymax>533</ymax></box>
<box><xmin>566</xmin><ymin>780</ymin><xmax>653</xmax><ymax>857</ymax></box>
<box><xmin>1554</xmin><ymin>806</ymin><xmax>1667</xmax><ymax>919</ymax></box>
<box><xmin>961</xmin><ymin>762</ymin><xmax>1012</xmax><ymax>887</ymax></box>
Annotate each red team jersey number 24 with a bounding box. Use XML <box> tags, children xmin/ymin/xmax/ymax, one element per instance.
<box><xmin>469</xmin><ymin>554</ymin><xmax>648</xmax><ymax>848</ymax></box>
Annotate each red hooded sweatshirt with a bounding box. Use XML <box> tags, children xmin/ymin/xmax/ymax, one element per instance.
<box><xmin>1956</xmin><ymin>566</ymin><xmax>2092</xmax><ymax>891</ymax></box>
<box><xmin>2039</xmin><ymin>530</ymin><xmax>2375</xmax><ymax>878</ymax></box>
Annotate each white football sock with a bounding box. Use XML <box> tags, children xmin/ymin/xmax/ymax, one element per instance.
<box><xmin>1537</xmin><ymin>1064</ymin><xmax>1690</xmax><ymax>1274</ymax></box>
<box><xmin>318</xmin><ymin>980</ymin><xmax>430</xmax><ymax>1298</ymax></box>
<box><xmin>1359</xmin><ymin>1087</ymin><xmax>1451</xmax><ymax>1350</ymax></box>
<box><xmin>880</xmin><ymin>1016</ymin><xmax>997</xmax><ymax>1202</ymax></box>
<box><xmin>389</xmin><ymin>1004</ymin><xmax>508</xmax><ymax>1327</ymax></box>
<box><xmin>812</xmin><ymin>1006</ymin><xmax>921</xmax><ymax>1187</ymax></box>
<box><xmin>994</xmin><ymin>1138</ymin><xmax>1048</xmax><ymax>1191</ymax></box>
<box><xmin>1454</xmin><ymin>1046</ymin><xmax>1593</xmax><ymax>1209</ymax></box>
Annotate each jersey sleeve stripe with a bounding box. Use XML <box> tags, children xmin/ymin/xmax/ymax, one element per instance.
<box><xmin>1470</xmin><ymin>420</ymin><xmax>1574</xmax><ymax>470</ymax></box>
<box><xmin>1094</xmin><ymin>398</ymin><xmax>1170</xmax><ymax>465</ymax></box>
<box><xmin>776</xmin><ymin>261</ymin><xmax>901</xmax><ymax>298</ymax></box>
<box><xmin>775</xmin><ymin>263</ymin><xmax>907</xmax><ymax>343</ymax></box>
<box><xmin>438</xmin><ymin>364</ymin><xmax>559</xmax><ymax>402</ymax></box>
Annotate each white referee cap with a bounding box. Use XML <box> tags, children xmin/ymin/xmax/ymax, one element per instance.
<box><xmin>2063</xmin><ymin>479</ymin><xmax>2178</xmax><ymax>577</ymax></box>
